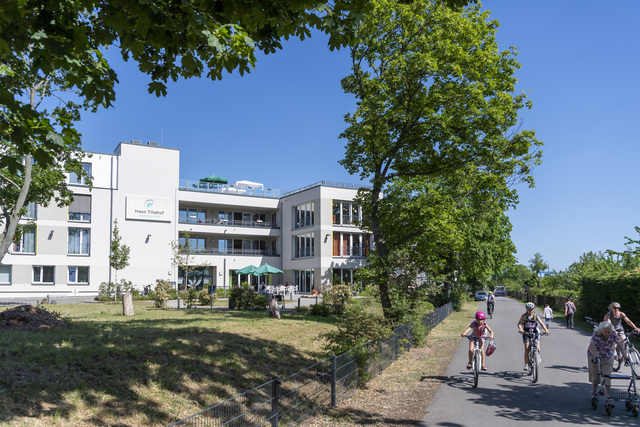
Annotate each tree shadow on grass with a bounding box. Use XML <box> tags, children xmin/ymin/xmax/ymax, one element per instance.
<box><xmin>0</xmin><ymin>305</ymin><xmax>336</xmax><ymax>425</ymax></box>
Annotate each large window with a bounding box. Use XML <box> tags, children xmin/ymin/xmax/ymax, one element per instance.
<box><xmin>179</xmin><ymin>208</ymin><xmax>206</xmax><ymax>224</ymax></box>
<box><xmin>69</xmin><ymin>162</ymin><xmax>92</xmax><ymax>185</ymax></box>
<box><xmin>22</xmin><ymin>201</ymin><xmax>37</xmax><ymax>219</ymax></box>
<box><xmin>293</xmin><ymin>233</ymin><xmax>314</xmax><ymax>258</ymax></box>
<box><xmin>333</xmin><ymin>200</ymin><xmax>361</xmax><ymax>225</ymax></box>
<box><xmin>69</xmin><ymin>194</ymin><xmax>91</xmax><ymax>222</ymax></box>
<box><xmin>13</xmin><ymin>226</ymin><xmax>36</xmax><ymax>254</ymax></box>
<box><xmin>68</xmin><ymin>228</ymin><xmax>91</xmax><ymax>255</ymax></box>
<box><xmin>333</xmin><ymin>232</ymin><xmax>370</xmax><ymax>257</ymax></box>
<box><xmin>294</xmin><ymin>269</ymin><xmax>314</xmax><ymax>293</ymax></box>
<box><xmin>293</xmin><ymin>202</ymin><xmax>314</xmax><ymax>229</ymax></box>
<box><xmin>0</xmin><ymin>265</ymin><xmax>11</xmax><ymax>285</ymax></box>
<box><xmin>33</xmin><ymin>266</ymin><xmax>55</xmax><ymax>284</ymax></box>
<box><xmin>179</xmin><ymin>236</ymin><xmax>206</xmax><ymax>253</ymax></box>
<box><xmin>68</xmin><ymin>266</ymin><xmax>89</xmax><ymax>284</ymax></box>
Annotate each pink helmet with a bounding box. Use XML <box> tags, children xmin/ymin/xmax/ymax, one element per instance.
<box><xmin>486</xmin><ymin>340</ymin><xmax>497</xmax><ymax>356</ymax></box>
<box><xmin>475</xmin><ymin>311</ymin><xmax>486</xmax><ymax>320</ymax></box>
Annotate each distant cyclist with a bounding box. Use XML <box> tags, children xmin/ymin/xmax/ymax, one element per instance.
<box><xmin>486</xmin><ymin>291</ymin><xmax>496</xmax><ymax>316</ymax></box>
<box><xmin>603</xmin><ymin>302</ymin><xmax>640</xmax><ymax>342</ymax></box>
<box><xmin>518</xmin><ymin>302</ymin><xmax>550</xmax><ymax>371</ymax></box>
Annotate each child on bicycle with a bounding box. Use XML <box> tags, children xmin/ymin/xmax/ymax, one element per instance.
<box><xmin>518</xmin><ymin>302</ymin><xmax>550</xmax><ymax>371</ymax></box>
<box><xmin>461</xmin><ymin>311</ymin><xmax>494</xmax><ymax>371</ymax></box>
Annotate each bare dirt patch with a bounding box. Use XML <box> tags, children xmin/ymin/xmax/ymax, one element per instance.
<box><xmin>304</xmin><ymin>303</ymin><xmax>475</xmax><ymax>426</ymax></box>
<box><xmin>0</xmin><ymin>305</ymin><xmax>72</xmax><ymax>331</ymax></box>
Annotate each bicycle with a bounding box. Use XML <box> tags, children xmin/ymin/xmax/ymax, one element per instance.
<box><xmin>612</xmin><ymin>331</ymin><xmax>640</xmax><ymax>377</ymax></box>
<box><xmin>486</xmin><ymin>301</ymin><xmax>494</xmax><ymax>319</ymax></box>
<box><xmin>524</xmin><ymin>332</ymin><xmax>546</xmax><ymax>383</ymax></box>
<box><xmin>465</xmin><ymin>335</ymin><xmax>484</xmax><ymax>388</ymax></box>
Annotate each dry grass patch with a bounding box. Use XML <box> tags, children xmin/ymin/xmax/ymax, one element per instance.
<box><xmin>304</xmin><ymin>302</ymin><xmax>476</xmax><ymax>426</ymax></box>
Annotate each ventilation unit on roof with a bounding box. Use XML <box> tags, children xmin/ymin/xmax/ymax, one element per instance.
<box><xmin>147</xmin><ymin>141</ymin><xmax>159</xmax><ymax>147</ymax></box>
<box><xmin>131</xmin><ymin>139</ymin><xmax>142</xmax><ymax>144</ymax></box>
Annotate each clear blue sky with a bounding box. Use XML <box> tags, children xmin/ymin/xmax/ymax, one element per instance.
<box><xmin>75</xmin><ymin>1</ymin><xmax>640</xmax><ymax>272</ymax></box>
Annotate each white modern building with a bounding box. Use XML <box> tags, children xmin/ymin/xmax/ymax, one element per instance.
<box><xmin>0</xmin><ymin>141</ymin><xmax>371</xmax><ymax>298</ymax></box>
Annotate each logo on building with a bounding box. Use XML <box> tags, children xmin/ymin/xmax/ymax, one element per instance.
<box><xmin>126</xmin><ymin>196</ymin><xmax>171</xmax><ymax>222</ymax></box>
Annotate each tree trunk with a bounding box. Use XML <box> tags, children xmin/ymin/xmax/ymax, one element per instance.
<box><xmin>123</xmin><ymin>293</ymin><xmax>134</xmax><ymax>316</ymax></box>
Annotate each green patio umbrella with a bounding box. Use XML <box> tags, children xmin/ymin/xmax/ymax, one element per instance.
<box><xmin>253</xmin><ymin>264</ymin><xmax>284</xmax><ymax>275</ymax></box>
<box><xmin>199</xmin><ymin>174</ymin><xmax>228</xmax><ymax>184</ymax></box>
<box><xmin>236</xmin><ymin>265</ymin><xmax>258</xmax><ymax>275</ymax></box>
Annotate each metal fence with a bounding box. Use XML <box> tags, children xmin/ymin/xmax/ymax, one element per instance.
<box><xmin>168</xmin><ymin>302</ymin><xmax>454</xmax><ymax>427</ymax></box>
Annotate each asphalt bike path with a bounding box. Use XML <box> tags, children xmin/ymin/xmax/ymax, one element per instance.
<box><xmin>421</xmin><ymin>297</ymin><xmax>636</xmax><ymax>426</ymax></box>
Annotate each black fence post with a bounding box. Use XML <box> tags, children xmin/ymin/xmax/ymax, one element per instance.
<box><xmin>331</xmin><ymin>354</ymin><xmax>337</xmax><ymax>407</ymax></box>
<box><xmin>271</xmin><ymin>376</ymin><xmax>280</xmax><ymax>427</ymax></box>
<box><xmin>395</xmin><ymin>334</ymin><xmax>399</xmax><ymax>358</ymax></box>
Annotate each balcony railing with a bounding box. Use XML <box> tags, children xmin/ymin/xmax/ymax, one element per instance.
<box><xmin>178</xmin><ymin>218</ymin><xmax>277</xmax><ymax>229</ymax></box>
<box><xmin>179</xmin><ymin>248</ymin><xmax>279</xmax><ymax>256</ymax></box>
<box><xmin>179</xmin><ymin>180</ymin><xmax>281</xmax><ymax>198</ymax></box>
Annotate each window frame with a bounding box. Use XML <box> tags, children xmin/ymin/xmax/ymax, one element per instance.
<box><xmin>13</xmin><ymin>226</ymin><xmax>36</xmax><ymax>254</ymax></box>
<box><xmin>68</xmin><ymin>266</ymin><xmax>90</xmax><ymax>285</ymax></box>
<box><xmin>68</xmin><ymin>227</ymin><xmax>91</xmax><ymax>255</ymax></box>
<box><xmin>33</xmin><ymin>265</ymin><xmax>55</xmax><ymax>284</ymax></box>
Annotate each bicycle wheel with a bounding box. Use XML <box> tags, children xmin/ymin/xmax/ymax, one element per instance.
<box><xmin>612</xmin><ymin>347</ymin><xmax>622</xmax><ymax>372</ymax></box>
<box><xmin>629</xmin><ymin>347</ymin><xmax>640</xmax><ymax>377</ymax></box>
<box><xmin>531</xmin><ymin>350</ymin><xmax>539</xmax><ymax>383</ymax></box>
<box><xmin>473</xmin><ymin>351</ymin><xmax>480</xmax><ymax>388</ymax></box>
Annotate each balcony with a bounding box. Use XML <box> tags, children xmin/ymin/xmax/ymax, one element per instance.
<box><xmin>179</xmin><ymin>248</ymin><xmax>279</xmax><ymax>256</ymax></box>
<box><xmin>178</xmin><ymin>218</ymin><xmax>278</xmax><ymax>229</ymax></box>
<box><xmin>179</xmin><ymin>180</ymin><xmax>281</xmax><ymax>198</ymax></box>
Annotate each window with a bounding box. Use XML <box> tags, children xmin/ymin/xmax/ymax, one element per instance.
<box><xmin>178</xmin><ymin>236</ymin><xmax>205</xmax><ymax>253</ymax></box>
<box><xmin>179</xmin><ymin>208</ymin><xmax>206</xmax><ymax>224</ymax></box>
<box><xmin>333</xmin><ymin>232</ymin><xmax>370</xmax><ymax>257</ymax></box>
<box><xmin>294</xmin><ymin>269</ymin><xmax>314</xmax><ymax>293</ymax></box>
<box><xmin>69</xmin><ymin>194</ymin><xmax>91</xmax><ymax>222</ymax></box>
<box><xmin>0</xmin><ymin>265</ymin><xmax>11</xmax><ymax>285</ymax></box>
<box><xmin>33</xmin><ymin>266</ymin><xmax>55</xmax><ymax>284</ymax></box>
<box><xmin>13</xmin><ymin>226</ymin><xmax>36</xmax><ymax>254</ymax></box>
<box><xmin>68</xmin><ymin>228</ymin><xmax>90</xmax><ymax>255</ymax></box>
<box><xmin>293</xmin><ymin>233</ymin><xmax>314</xmax><ymax>258</ymax></box>
<box><xmin>294</xmin><ymin>202</ymin><xmax>314</xmax><ymax>229</ymax></box>
<box><xmin>69</xmin><ymin>162</ymin><xmax>92</xmax><ymax>185</ymax></box>
<box><xmin>68</xmin><ymin>266</ymin><xmax>89</xmax><ymax>284</ymax></box>
<box><xmin>22</xmin><ymin>201</ymin><xmax>37</xmax><ymax>219</ymax></box>
<box><xmin>333</xmin><ymin>200</ymin><xmax>361</xmax><ymax>225</ymax></box>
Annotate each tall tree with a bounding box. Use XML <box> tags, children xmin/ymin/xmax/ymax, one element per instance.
<box><xmin>0</xmin><ymin>0</ymin><xmax>377</xmax><ymax>261</ymax></box>
<box><xmin>528</xmin><ymin>252</ymin><xmax>548</xmax><ymax>287</ymax></box>
<box><xmin>339</xmin><ymin>0</ymin><xmax>542</xmax><ymax>320</ymax></box>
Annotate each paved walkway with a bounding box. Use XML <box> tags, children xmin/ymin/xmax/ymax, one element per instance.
<box><xmin>421</xmin><ymin>297</ymin><xmax>636</xmax><ymax>426</ymax></box>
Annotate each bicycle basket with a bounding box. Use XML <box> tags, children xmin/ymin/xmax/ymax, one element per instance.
<box><xmin>486</xmin><ymin>340</ymin><xmax>497</xmax><ymax>356</ymax></box>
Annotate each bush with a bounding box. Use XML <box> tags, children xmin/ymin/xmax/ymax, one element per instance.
<box><xmin>229</xmin><ymin>284</ymin><xmax>259</xmax><ymax>310</ymax></box>
<box><xmin>309</xmin><ymin>303</ymin><xmax>332</xmax><ymax>317</ymax></box>
<box><xmin>323</xmin><ymin>283</ymin><xmax>354</xmax><ymax>315</ymax></box>
<box><xmin>96</xmin><ymin>280</ymin><xmax>135</xmax><ymax>301</ymax></box>
<box><xmin>153</xmin><ymin>280</ymin><xmax>172</xmax><ymax>308</ymax></box>
<box><xmin>252</xmin><ymin>294</ymin><xmax>269</xmax><ymax>310</ymax></box>
<box><xmin>198</xmin><ymin>290</ymin><xmax>218</xmax><ymax>306</ymax></box>
<box><xmin>322</xmin><ymin>303</ymin><xmax>392</xmax><ymax>384</ymax></box>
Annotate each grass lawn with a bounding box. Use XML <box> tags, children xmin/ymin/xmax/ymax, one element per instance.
<box><xmin>0</xmin><ymin>301</ymin><xmax>339</xmax><ymax>426</ymax></box>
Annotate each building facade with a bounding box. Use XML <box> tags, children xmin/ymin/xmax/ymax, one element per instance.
<box><xmin>0</xmin><ymin>141</ymin><xmax>370</xmax><ymax>298</ymax></box>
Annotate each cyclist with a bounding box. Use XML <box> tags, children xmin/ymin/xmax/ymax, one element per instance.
<box><xmin>461</xmin><ymin>311</ymin><xmax>494</xmax><ymax>371</ymax></box>
<box><xmin>603</xmin><ymin>302</ymin><xmax>640</xmax><ymax>343</ymax></box>
<box><xmin>518</xmin><ymin>302</ymin><xmax>550</xmax><ymax>371</ymax></box>
<box><xmin>486</xmin><ymin>291</ymin><xmax>496</xmax><ymax>316</ymax></box>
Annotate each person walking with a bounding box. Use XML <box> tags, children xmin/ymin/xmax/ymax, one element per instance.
<box><xmin>543</xmin><ymin>303</ymin><xmax>553</xmax><ymax>329</ymax></box>
<box><xmin>587</xmin><ymin>321</ymin><xmax>625</xmax><ymax>399</ymax></box>
<box><xmin>565</xmin><ymin>297</ymin><xmax>576</xmax><ymax>329</ymax></box>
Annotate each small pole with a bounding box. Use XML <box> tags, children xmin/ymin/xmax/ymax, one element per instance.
<box><xmin>47</xmin><ymin>294</ymin><xmax>50</xmax><ymax>304</ymax></box>
<box><xmin>298</xmin><ymin>298</ymin><xmax>301</xmax><ymax>309</ymax></box>
<box><xmin>331</xmin><ymin>355</ymin><xmax>337</xmax><ymax>407</ymax></box>
<box><xmin>271</xmin><ymin>377</ymin><xmax>280</xmax><ymax>427</ymax></box>
<box><xmin>177</xmin><ymin>297</ymin><xmax>180</xmax><ymax>309</ymax></box>
<box><xmin>315</xmin><ymin>295</ymin><xmax>318</xmax><ymax>305</ymax></box>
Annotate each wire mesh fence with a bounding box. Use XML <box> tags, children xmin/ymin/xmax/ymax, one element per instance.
<box><xmin>168</xmin><ymin>302</ymin><xmax>454</xmax><ymax>427</ymax></box>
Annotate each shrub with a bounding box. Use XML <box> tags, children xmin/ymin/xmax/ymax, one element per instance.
<box><xmin>183</xmin><ymin>288</ymin><xmax>199</xmax><ymax>308</ymax></box>
<box><xmin>153</xmin><ymin>280</ymin><xmax>172</xmax><ymax>308</ymax></box>
<box><xmin>323</xmin><ymin>283</ymin><xmax>354</xmax><ymax>315</ymax></box>
<box><xmin>198</xmin><ymin>290</ymin><xmax>218</xmax><ymax>306</ymax></box>
<box><xmin>252</xmin><ymin>294</ymin><xmax>269</xmax><ymax>310</ymax></box>
<box><xmin>309</xmin><ymin>303</ymin><xmax>331</xmax><ymax>317</ymax></box>
<box><xmin>229</xmin><ymin>284</ymin><xmax>258</xmax><ymax>310</ymax></box>
<box><xmin>322</xmin><ymin>303</ymin><xmax>392</xmax><ymax>384</ymax></box>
